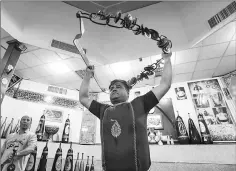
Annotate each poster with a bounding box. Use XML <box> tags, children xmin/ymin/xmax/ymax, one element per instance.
<box><xmin>79</xmin><ymin>93</ymin><xmax>98</xmax><ymax>144</ymax></box>
<box><xmin>188</xmin><ymin>79</ymin><xmax>236</xmax><ymax>141</ymax></box>
<box><xmin>79</xmin><ymin>110</ymin><xmax>97</xmax><ymax>144</ymax></box>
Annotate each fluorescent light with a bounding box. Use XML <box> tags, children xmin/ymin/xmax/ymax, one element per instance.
<box><xmin>44</xmin><ymin>96</ymin><xmax>53</xmax><ymax>103</ymax></box>
<box><xmin>110</xmin><ymin>61</ymin><xmax>132</xmax><ymax>78</ymax></box>
<box><xmin>48</xmin><ymin>62</ymin><xmax>71</xmax><ymax>74</ymax></box>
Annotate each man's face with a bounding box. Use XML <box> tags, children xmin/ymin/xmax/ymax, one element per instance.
<box><xmin>109</xmin><ymin>82</ymin><xmax>129</xmax><ymax>104</ymax></box>
<box><xmin>20</xmin><ymin>115</ymin><xmax>31</xmax><ymax>130</ymax></box>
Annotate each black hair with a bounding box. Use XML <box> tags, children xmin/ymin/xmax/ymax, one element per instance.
<box><xmin>109</xmin><ymin>79</ymin><xmax>131</xmax><ymax>93</ymax></box>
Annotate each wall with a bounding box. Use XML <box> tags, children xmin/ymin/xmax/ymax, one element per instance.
<box><xmin>170</xmin><ymin>81</ymin><xmax>201</xmax><ymax>134</ymax></box>
<box><xmin>1</xmin><ymin>80</ymin><xmax>102</xmax><ymax>143</ymax></box>
<box><xmin>2</xmin><ymin>76</ymin><xmax>236</xmax><ymax>143</ymax></box>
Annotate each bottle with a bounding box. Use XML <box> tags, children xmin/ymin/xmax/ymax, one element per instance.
<box><xmin>170</xmin><ymin>135</ymin><xmax>174</xmax><ymax>145</ymax></box>
<box><xmin>197</xmin><ymin>113</ymin><xmax>213</xmax><ymax>144</ymax></box>
<box><xmin>175</xmin><ymin>111</ymin><xmax>189</xmax><ymax>144</ymax></box>
<box><xmin>74</xmin><ymin>153</ymin><xmax>80</xmax><ymax>171</ymax></box>
<box><xmin>6</xmin><ymin>147</ymin><xmax>17</xmax><ymax>171</ymax></box>
<box><xmin>79</xmin><ymin>153</ymin><xmax>84</xmax><ymax>171</ymax></box>
<box><xmin>51</xmin><ymin>142</ymin><xmax>63</xmax><ymax>171</ymax></box>
<box><xmin>1</xmin><ymin>117</ymin><xmax>7</xmax><ymax>137</ymax></box>
<box><xmin>35</xmin><ymin>113</ymin><xmax>45</xmax><ymax>141</ymax></box>
<box><xmin>166</xmin><ymin>135</ymin><xmax>170</xmax><ymax>145</ymax></box>
<box><xmin>11</xmin><ymin>119</ymin><xmax>20</xmax><ymax>134</ymax></box>
<box><xmin>85</xmin><ymin>156</ymin><xmax>90</xmax><ymax>171</ymax></box>
<box><xmin>89</xmin><ymin>156</ymin><xmax>94</xmax><ymax>171</ymax></box>
<box><xmin>158</xmin><ymin>132</ymin><xmax>163</xmax><ymax>145</ymax></box>
<box><xmin>25</xmin><ymin>146</ymin><xmax>37</xmax><ymax>171</ymax></box>
<box><xmin>188</xmin><ymin>113</ymin><xmax>201</xmax><ymax>144</ymax></box>
<box><xmin>63</xmin><ymin>142</ymin><xmax>73</xmax><ymax>171</ymax></box>
<box><xmin>2</xmin><ymin>118</ymin><xmax>14</xmax><ymax>138</ymax></box>
<box><xmin>62</xmin><ymin>114</ymin><xmax>70</xmax><ymax>143</ymax></box>
<box><xmin>37</xmin><ymin>141</ymin><xmax>48</xmax><ymax>171</ymax></box>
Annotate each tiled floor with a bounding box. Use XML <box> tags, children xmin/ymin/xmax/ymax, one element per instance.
<box><xmin>35</xmin><ymin>158</ymin><xmax>236</xmax><ymax>171</ymax></box>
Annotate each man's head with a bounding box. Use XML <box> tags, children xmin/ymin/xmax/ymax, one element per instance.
<box><xmin>109</xmin><ymin>79</ymin><xmax>130</xmax><ymax>104</ymax></box>
<box><xmin>20</xmin><ymin>115</ymin><xmax>32</xmax><ymax>130</ymax></box>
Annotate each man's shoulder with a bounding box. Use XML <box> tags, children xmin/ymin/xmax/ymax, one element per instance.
<box><xmin>26</xmin><ymin>131</ymin><xmax>36</xmax><ymax>137</ymax></box>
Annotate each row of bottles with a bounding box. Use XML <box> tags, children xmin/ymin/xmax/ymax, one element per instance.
<box><xmin>24</xmin><ymin>141</ymin><xmax>95</xmax><ymax>171</ymax></box>
<box><xmin>0</xmin><ymin>112</ymin><xmax>71</xmax><ymax>142</ymax></box>
<box><xmin>175</xmin><ymin>111</ymin><xmax>213</xmax><ymax>144</ymax></box>
<box><xmin>1</xmin><ymin>117</ymin><xmax>20</xmax><ymax>139</ymax></box>
<box><xmin>35</xmin><ymin>113</ymin><xmax>71</xmax><ymax>143</ymax></box>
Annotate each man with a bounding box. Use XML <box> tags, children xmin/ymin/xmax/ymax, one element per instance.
<box><xmin>79</xmin><ymin>52</ymin><xmax>172</xmax><ymax>171</ymax></box>
<box><xmin>1</xmin><ymin>115</ymin><xmax>37</xmax><ymax>171</ymax></box>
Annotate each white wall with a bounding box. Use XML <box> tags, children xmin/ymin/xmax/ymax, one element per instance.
<box><xmin>1</xmin><ymin>80</ymin><xmax>102</xmax><ymax>143</ymax></box>
<box><xmin>3</xmin><ymin>77</ymin><xmax>235</xmax><ymax>143</ymax></box>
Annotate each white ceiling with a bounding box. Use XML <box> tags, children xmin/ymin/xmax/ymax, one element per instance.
<box><xmin>1</xmin><ymin>1</ymin><xmax>236</xmax><ymax>92</ymax></box>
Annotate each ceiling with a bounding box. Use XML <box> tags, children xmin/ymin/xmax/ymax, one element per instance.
<box><xmin>1</xmin><ymin>1</ymin><xmax>236</xmax><ymax>92</ymax></box>
<box><xmin>64</xmin><ymin>1</ymin><xmax>161</xmax><ymax>14</ymax></box>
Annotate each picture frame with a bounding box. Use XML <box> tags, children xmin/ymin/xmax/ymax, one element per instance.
<box><xmin>44</xmin><ymin>108</ymin><xmax>63</xmax><ymax>123</ymax></box>
<box><xmin>147</xmin><ymin>112</ymin><xmax>164</xmax><ymax>130</ymax></box>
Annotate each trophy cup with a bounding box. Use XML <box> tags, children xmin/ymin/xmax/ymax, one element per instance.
<box><xmin>45</xmin><ymin>125</ymin><xmax>59</xmax><ymax>141</ymax></box>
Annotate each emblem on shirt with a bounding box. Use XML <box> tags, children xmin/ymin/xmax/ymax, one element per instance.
<box><xmin>110</xmin><ymin>119</ymin><xmax>121</xmax><ymax>138</ymax></box>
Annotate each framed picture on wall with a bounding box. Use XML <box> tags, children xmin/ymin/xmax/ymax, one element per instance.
<box><xmin>175</xmin><ymin>87</ymin><xmax>187</xmax><ymax>100</ymax></box>
<box><xmin>147</xmin><ymin>113</ymin><xmax>164</xmax><ymax>130</ymax></box>
<box><xmin>44</xmin><ymin>109</ymin><xmax>63</xmax><ymax>123</ymax></box>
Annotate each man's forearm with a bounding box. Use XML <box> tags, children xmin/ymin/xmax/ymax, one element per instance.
<box><xmin>160</xmin><ymin>58</ymin><xmax>172</xmax><ymax>87</ymax></box>
<box><xmin>17</xmin><ymin>145</ymin><xmax>35</xmax><ymax>157</ymax></box>
<box><xmin>79</xmin><ymin>76</ymin><xmax>91</xmax><ymax>99</ymax></box>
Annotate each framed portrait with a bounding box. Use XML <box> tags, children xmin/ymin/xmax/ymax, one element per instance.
<box><xmin>212</xmin><ymin>107</ymin><xmax>233</xmax><ymax>125</ymax></box>
<box><xmin>193</xmin><ymin>94</ymin><xmax>210</xmax><ymax>108</ymax></box>
<box><xmin>175</xmin><ymin>87</ymin><xmax>187</xmax><ymax>100</ymax></box>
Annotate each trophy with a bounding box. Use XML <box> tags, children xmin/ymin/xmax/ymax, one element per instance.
<box><xmin>45</xmin><ymin>125</ymin><xmax>59</xmax><ymax>141</ymax></box>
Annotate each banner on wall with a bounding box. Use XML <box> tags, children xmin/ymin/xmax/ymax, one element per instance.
<box><xmin>79</xmin><ymin>110</ymin><xmax>97</xmax><ymax>144</ymax></box>
<box><xmin>79</xmin><ymin>93</ymin><xmax>98</xmax><ymax>144</ymax></box>
<box><xmin>188</xmin><ymin>79</ymin><xmax>236</xmax><ymax>141</ymax></box>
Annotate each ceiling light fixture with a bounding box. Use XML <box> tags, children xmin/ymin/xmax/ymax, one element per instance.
<box><xmin>44</xmin><ymin>96</ymin><xmax>53</xmax><ymax>103</ymax></box>
<box><xmin>110</xmin><ymin>61</ymin><xmax>132</xmax><ymax>77</ymax></box>
<box><xmin>48</xmin><ymin>62</ymin><xmax>70</xmax><ymax>74</ymax></box>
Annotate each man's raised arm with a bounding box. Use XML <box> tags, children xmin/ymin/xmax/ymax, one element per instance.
<box><xmin>79</xmin><ymin>66</ymin><xmax>94</xmax><ymax>109</ymax></box>
<box><xmin>152</xmin><ymin>52</ymin><xmax>172</xmax><ymax>101</ymax></box>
